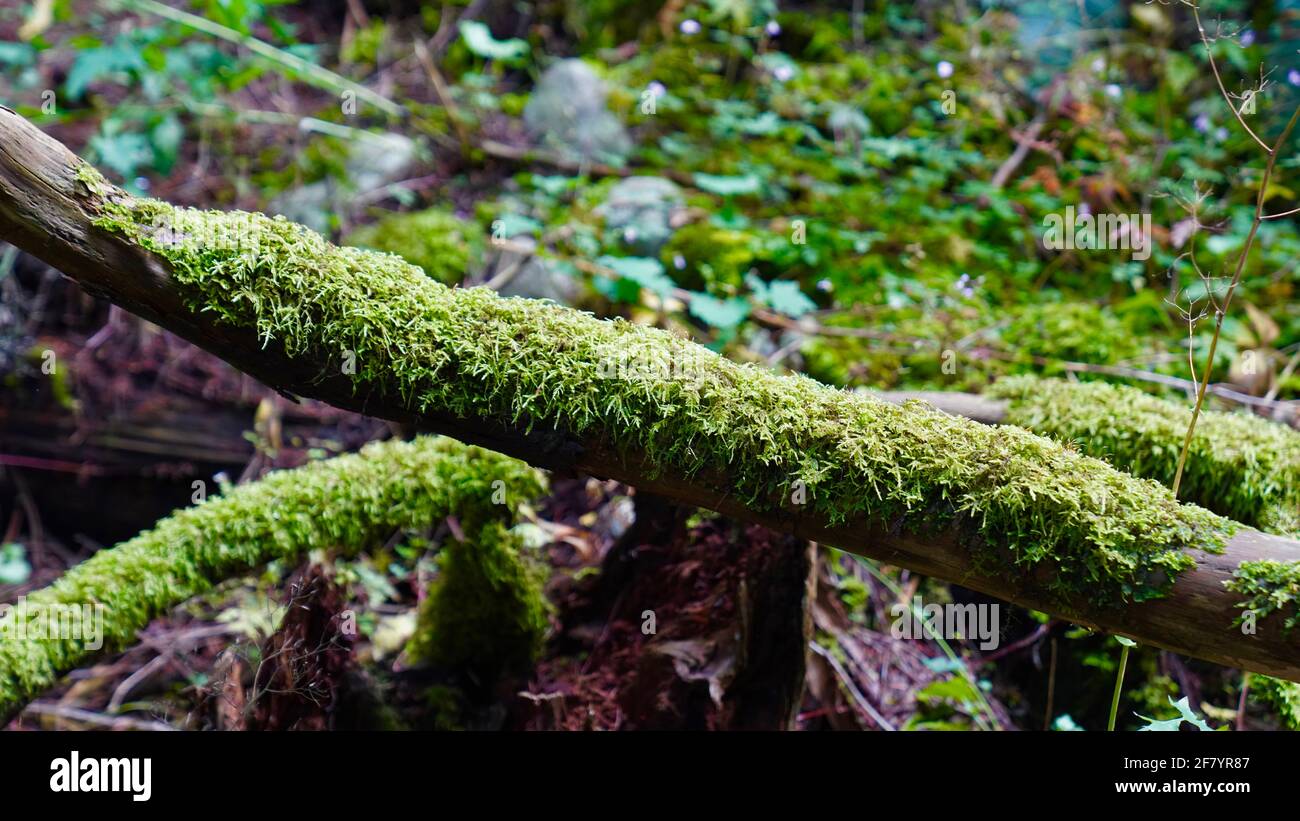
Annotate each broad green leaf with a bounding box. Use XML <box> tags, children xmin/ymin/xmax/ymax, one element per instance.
<box><xmin>687</xmin><ymin>293</ymin><xmax>750</xmax><ymax>329</ymax></box>
<box><xmin>458</xmin><ymin>20</ymin><xmax>530</xmax><ymax>64</ymax></box>
<box><xmin>694</xmin><ymin>172</ymin><xmax>762</xmax><ymax>197</ymax></box>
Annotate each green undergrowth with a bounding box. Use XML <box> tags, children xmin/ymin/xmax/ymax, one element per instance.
<box><xmin>82</xmin><ymin>171</ymin><xmax>1240</xmax><ymax>610</ymax></box>
<box><xmin>992</xmin><ymin>377</ymin><xmax>1300</xmax><ymax>536</ymax></box>
<box><xmin>0</xmin><ymin>435</ymin><xmax>545</xmax><ymax>723</ymax></box>
<box><xmin>1227</xmin><ymin>559</ymin><xmax>1300</xmax><ymax>634</ymax></box>
<box><xmin>1249</xmin><ymin>674</ymin><xmax>1300</xmax><ymax>730</ymax></box>
<box><xmin>343</xmin><ymin>207</ymin><xmax>482</xmax><ymax>286</ymax></box>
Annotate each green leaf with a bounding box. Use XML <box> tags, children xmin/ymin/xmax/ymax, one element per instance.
<box><xmin>1169</xmin><ymin>696</ymin><xmax>1215</xmax><ymax>731</ymax></box>
<box><xmin>0</xmin><ymin>542</ymin><xmax>31</xmax><ymax>585</ymax></box>
<box><xmin>493</xmin><ymin>213</ymin><xmax>543</xmax><ymax>239</ymax></box>
<box><xmin>0</xmin><ymin>42</ymin><xmax>36</xmax><ymax>68</ymax></box>
<box><xmin>90</xmin><ymin>129</ymin><xmax>154</xmax><ymax>180</ymax></box>
<box><xmin>150</xmin><ymin>115</ymin><xmax>184</xmax><ymax>175</ymax></box>
<box><xmin>687</xmin><ymin>293</ymin><xmax>750</xmax><ymax>329</ymax></box>
<box><xmin>66</xmin><ymin>37</ymin><xmax>146</xmax><ymax>100</ymax></box>
<box><xmin>1136</xmin><ymin>696</ymin><xmax>1217</xmax><ymax>731</ymax></box>
<box><xmin>458</xmin><ymin>20</ymin><xmax>530</xmax><ymax>64</ymax></box>
<box><xmin>597</xmin><ymin>255</ymin><xmax>675</xmax><ymax>299</ymax></box>
<box><xmin>766</xmin><ymin>280</ymin><xmax>816</xmax><ymax>317</ymax></box>
<box><xmin>694</xmin><ymin>172</ymin><xmax>762</xmax><ymax>197</ymax></box>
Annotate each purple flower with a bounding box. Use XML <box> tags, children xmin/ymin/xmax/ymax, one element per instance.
<box><xmin>937</xmin><ymin>60</ymin><xmax>955</xmax><ymax>79</ymax></box>
<box><xmin>1105</xmin><ymin>84</ymin><xmax>1121</xmax><ymax>99</ymax></box>
<box><xmin>954</xmin><ymin>273</ymin><xmax>976</xmax><ymax>299</ymax></box>
<box><xmin>1194</xmin><ymin>113</ymin><xmax>1211</xmax><ymax>133</ymax></box>
<box><xmin>1216</xmin><ymin>127</ymin><xmax>1229</xmax><ymax>141</ymax></box>
<box><xmin>679</xmin><ymin>19</ymin><xmax>701</xmax><ymax>35</ymax></box>
<box><xmin>673</xmin><ymin>254</ymin><xmax>686</xmax><ymax>270</ymax></box>
<box><xmin>773</xmin><ymin>64</ymin><xmax>794</xmax><ymax>82</ymax></box>
<box><xmin>647</xmin><ymin>81</ymin><xmax>666</xmax><ymax>98</ymax></box>
<box><xmin>765</xmin><ymin>20</ymin><xmax>781</xmax><ymax>37</ymax></box>
<box><xmin>1240</xmin><ymin>29</ymin><xmax>1255</xmax><ymax>47</ymax></box>
<box><xmin>1288</xmin><ymin>69</ymin><xmax>1300</xmax><ymax>87</ymax></box>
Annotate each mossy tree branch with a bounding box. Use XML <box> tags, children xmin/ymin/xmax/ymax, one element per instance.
<box><xmin>0</xmin><ymin>437</ymin><xmax>546</xmax><ymax>725</ymax></box>
<box><xmin>2</xmin><ymin>108</ymin><xmax>1299</xmax><ymax>681</ymax></box>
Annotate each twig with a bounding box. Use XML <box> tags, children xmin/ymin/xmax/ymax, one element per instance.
<box><xmin>112</xmin><ymin>0</ymin><xmax>404</xmax><ymax>119</ymax></box>
<box><xmin>22</xmin><ymin>702</ymin><xmax>177</xmax><ymax>731</ymax></box>
<box><xmin>808</xmin><ymin>641</ymin><xmax>895</xmax><ymax>731</ymax></box>
<box><xmin>1171</xmin><ymin>101</ymin><xmax>1300</xmax><ymax>494</ymax></box>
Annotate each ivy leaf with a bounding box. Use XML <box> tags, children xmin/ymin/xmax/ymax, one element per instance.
<box><xmin>694</xmin><ymin>172</ymin><xmax>762</xmax><ymax>197</ymax></box>
<box><xmin>89</xmin><ymin>129</ymin><xmax>153</xmax><ymax>180</ymax></box>
<box><xmin>746</xmin><ymin>274</ymin><xmax>816</xmax><ymax>318</ymax></box>
<box><xmin>687</xmin><ymin>293</ymin><xmax>750</xmax><ymax>330</ymax></box>
<box><xmin>1136</xmin><ymin>696</ymin><xmax>1217</xmax><ymax>731</ymax></box>
<box><xmin>493</xmin><ymin>213</ymin><xmax>543</xmax><ymax>239</ymax></box>
<box><xmin>766</xmin><ymin>280</ymin><xmax>816</xmax><ymax>317</ymax></box>
<box><xmin>66</xmin><ymin>37</ymin><xmax>146</xmax><ymax>100</ymax></box>
<box><xmin>458</xmin><ymin>21</ymin><xmax>530</xmax><ymax>65</ymax></box>
<box><xmin>597</xmin><ymin>255</ymin><xmax>674</xmax><ymax>300</ymax></box>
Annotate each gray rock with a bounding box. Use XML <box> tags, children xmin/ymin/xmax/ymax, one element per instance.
<box><xmin>269</xmin><ymin>130</ymin><xmax>417</xmax><ymax>233</ymax></box>
<box><xmin>492</xmin><ymin>236</ymin><xmax>581</xmax><ymax>304</ymax></box>
<box><xmin>523</xmin><ymin>59</ymin><xmax>631</xmax><ymax>165</ymax></box>
<box><xmin>596</xmin><ymin>176</ymin><xmax>683</xmax><ymax>255</ymax></box>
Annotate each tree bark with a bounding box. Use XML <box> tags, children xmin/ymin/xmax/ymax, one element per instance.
<box><xmin>3</xmin><ymin>107</ymin><xmax>1299</xmax><ymax>682</ymax></box>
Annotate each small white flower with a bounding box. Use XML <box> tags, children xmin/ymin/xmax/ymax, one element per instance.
<box><xmin>1288</xmin><ymin>69</ymin><xmax>1300</xmax><ymax>87</ymax></box>
<box><xmin>1194</xmin><ymin>113</ymin><xmax>1211</xmax><ymax>133</ymax></box>
<box><xmin>816</xmin><ymin>278</ymin><xmax>833</xmax><ymax>292</ymax></box>
<box><xmin>673</xmin><ymin>254</ymin><xmax>687</xmax><ymax>270</ymax></box>
<box><xmin>773</xmin><ymin>64</ymin><xmax>794</xmax><ymax>82</ymax></box>
<box><xmin>766</xmin><ymin>20</ymin><xmax>781</xmax><ymax>37</ymax></box>
<box><xmin>680</xmin><ymin>19</ymin><xmax>701</xmax><ymax>35</ymax></box>
<box><xmin>647</xmin><ymin>81</ymin><xmax>667</xmax><ymax>98</ymax></box>
<box><xmin>937</xmin><ymin>60</ymin><xmax>955</xmax><ymax>79</ymax></box>
<box><xmin>624</xmin><ymin>227</ymin><xmax>639</xmax><ymax>243</ymax></box>
<box><xmin>1216</xmin><ymin>127</ymin><xmax>1229</xmax><ymax>141</ymax></box>
<box><xmin>1091</xmin><ymin>57</ymin><xmax>1105</xmax><ymax>73</ymax></box>
<box><xmin>1105</xmin><ymin>84</ymin><xmax>1121</xmax><ymax>99</ymax></box>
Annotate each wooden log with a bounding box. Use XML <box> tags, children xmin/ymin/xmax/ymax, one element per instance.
<box><xmin>2</xmin><ymin>107</ymin><xmax>1299</xmax><ymax>681</ymax></box>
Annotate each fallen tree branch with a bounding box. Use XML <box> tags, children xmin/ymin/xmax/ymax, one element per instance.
<box><xmin>2</xmin><ymin>108</ymin><xmax>1299</xmax><ymax>681</ymax></box>
<box><xmin>878</xmin><ymin>377</ymin><xmax>1300</xmax><ymax>536</ymax></box>
<box><xmin>0</xmin><ymin>437</ymin><xmax>544</xmax><ymax>725</ymax></box>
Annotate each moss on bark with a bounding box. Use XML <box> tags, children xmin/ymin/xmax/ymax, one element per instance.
<box><xmin>0</xmin><ymin>436</ymin><xmax>545</xmax><ymax>723</ymax></box>
<box><xmin>992</xmin><ymin>376</ymin><xmax>1299</xmax><ymax>536</ymax></box>
<box><xmin>76</xmin><ymin>177</ymin><xmax>1243</xmax><ymax>610</ymax></box>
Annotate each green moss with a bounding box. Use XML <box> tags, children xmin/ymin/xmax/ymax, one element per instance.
<box><xmin>660</xmin><ymin>222</ymin><xmax>756</xmax><ymax>294</ymax></box>
<box><xmin>1004</xmin><ymin>303</ymin><xmax>1141</xmax><ymax>369</ymax></box>
<box><xmin>1227</xmin><ymin>559</ymin><xmax>1300</xmax><ymax>633</ymax></box>
<box><xmin>85</xmin><ymin>186</ymin><xmax>1237</xmax><ymax>611</ymax></box>
<box><xmin>343</xmin><ymin>207</ymin><xmax>482</xmax><ymax>286</ymax></box>
<box><xmin>405</xmin><ymin>520</ymin><xmax>548</xmax><ymax>677</ymax></box>
<box><xmin>0</xmin><ymin>436</ymin><xmax>545</xmax><ymax>723</ymax></box>
<box><xmin>992</xmin><ymin>377</ymin><xmax>1300</xmax><ymax>535</ymax></box>
<box><xmin>1249</xmin><ymin>674</ymin><xmax>1300</xmax><ymax>730</ymax></box>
